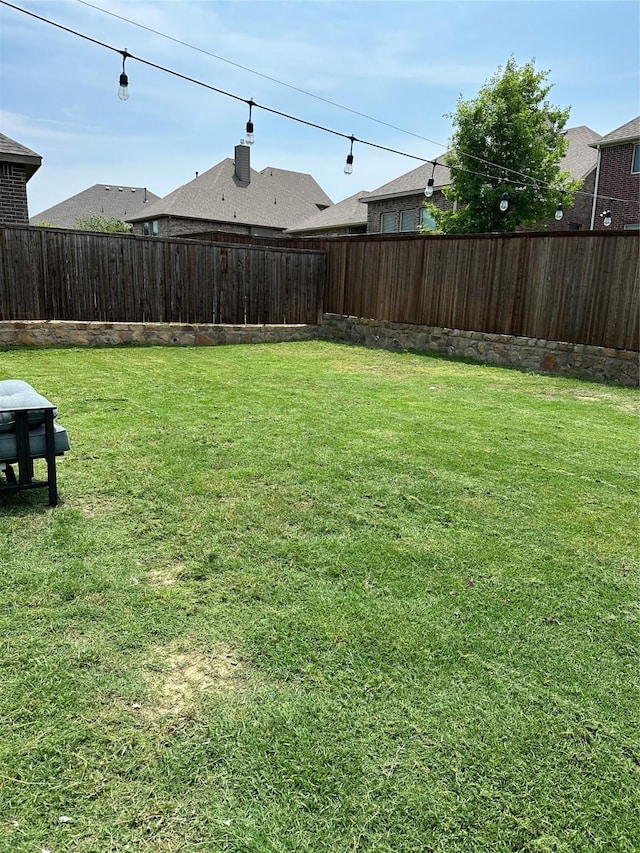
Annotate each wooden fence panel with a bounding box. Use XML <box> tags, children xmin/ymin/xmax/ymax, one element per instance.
<box><xmin>322</xmin><ymin>231</ymin><xmax>638</xmax><ymax>350</ymax></box>
<box><xmin>0</xmin><ymin>226</ymin><xmax>324</xmax><ymax>326</ymax></box>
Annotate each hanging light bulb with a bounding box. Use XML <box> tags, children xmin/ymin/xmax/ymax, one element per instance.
<box><xmin>424</xmin><ymin>161</ymin><xmax>437</xmax><ymax>198</ymax></box>
<box><xmin>245</xmin><ymin>100</ymin><xmax>255</xmax><ymax>146</ymax></box>
<box><xmin>118</xmin><ymin>51</ymin><xmax>129</xmax><ymax>101</ymax></box>
<box><xmin>603</xmin><ymin>209</ymin><xmax>612</xmax><ymax>227</ymax></box>
<box><xmin>344</xmin><ymin>136</ymin><xmax>355</xmax><ymax>175</ymax></box>
<box><xmin>555</xmin><ymin>202</ymin><xmax>564</xmax><ymax>221</ymax></box>
<box><xmin>499</xmin><ymin>192</ymin><xmax>509</xmax><ymax>212</ymax></box>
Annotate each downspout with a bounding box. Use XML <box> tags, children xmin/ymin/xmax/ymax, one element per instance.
<box><xmin>590</xmin><ymin>144</ymin><xmax>602</xmax><ymax>230</ymax></box>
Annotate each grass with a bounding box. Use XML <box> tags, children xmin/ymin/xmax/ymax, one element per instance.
<box><xmin>0</xmin><ymin>341</ymin><xmax>638</xmax><ymax>853</ymax></box>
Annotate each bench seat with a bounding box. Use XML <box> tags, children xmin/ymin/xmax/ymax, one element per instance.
<box><xmin>0</xmin><ymin>379</ymin><xmax>70</xmax><ymax>506</ymax></box>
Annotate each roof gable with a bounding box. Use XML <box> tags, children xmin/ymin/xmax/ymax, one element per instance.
<box><xmin>0</xmin><ymin>132</ymin><xmax>42</xmax><ymax>180</ymax></box>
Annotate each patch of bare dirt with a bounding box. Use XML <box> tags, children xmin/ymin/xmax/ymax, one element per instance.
<box><xmin>138</xmin><ymin>643</ymin><xmax>243</xmax><ymax>718</ymax></box>
<box><xmin>145</xmin><ymin>565</ymin><xmax>183</xmax><ymax>587</ymax></box>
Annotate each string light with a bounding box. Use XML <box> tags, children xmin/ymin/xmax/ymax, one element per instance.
<box><xmin>424</xmin><ymin>161</ymin><xmax>437</xmax><ymax>198</ymax></box>
<box><xmin>344</xmin><ymin>136</ymin><xmax>354</xmax><ymax>175</ymax></box>
<box><xmin>555</xmin><ymin>201</ymin><xmax>564</xmax><ymax>221</ymax></box>
<box><xmin>2</xmin><ymin>0</ymin><xmax>638</xmax><ymax>214</ymax></box>
<box><xmin>245</xmin><ymin>99</ymin><xmax>255</xmax><ymax>145</ymax></box>
<box><xmin>602</xmin><ymin>206</ymin><xmax>612</xmax><ymax>227</ymax></box>
<box><xmin>118</xmin><ymin>50</ymin><xmax>129</xmax><ymax>100</ymax></box>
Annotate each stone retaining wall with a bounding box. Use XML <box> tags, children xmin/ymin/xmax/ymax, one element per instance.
<box><xmin>0</xmin><ymin>320</ymin><xmax>319</xmax><ymax>348</ymax></box>
<box><xmin>0</xmin><ymin>317</ymin><xmax>637</xmax><ymax>386</ymax></box>
<box><xmin>320</xmin><ymin>314</ymin><xmax>639</xmax><ymax>387</ymax></box>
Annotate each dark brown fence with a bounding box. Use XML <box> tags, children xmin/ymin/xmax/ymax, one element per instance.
<box><xmin>0</xmin><ymin>226</ymin><xmax>324</xmax><ymax>325</ymax></box>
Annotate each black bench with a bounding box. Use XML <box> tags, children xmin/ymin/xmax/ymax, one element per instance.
<box><xmin>0</xmin><ymin>380</ymin><xmax>70</xmax><ymax>507</ymax></box>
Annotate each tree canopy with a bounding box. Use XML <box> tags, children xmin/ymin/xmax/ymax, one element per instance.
<box><xmin>74</xmin><ymin>214</ymin><xmax>131</xmax><ymax>233</ymax></box>
<box><xmin>425</xmin><ymin>58</ymin><xmax>581</xmax><ymax>234</ymax></box>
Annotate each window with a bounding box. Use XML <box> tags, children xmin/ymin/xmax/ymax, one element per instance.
<box><xmin>152</xmin><ymin>220</ymin><xmax>159</xmax><ymax>236</ymax></box>
<box><xmin>142</xmin><ymin>221</ymin><xmax>159</xmax><ymax>236</ymax></box>
<box><xmin>400</xmin><ymin>209</ymin><xmax>416</xmax><ymax>231</ymax></box>
<box><xmin>623</xmin><ymin>223</ymin><xmax>640</xmax><ymax>230</ymax></box>
<box><xmin>568</xmin><ymin>222</ymin><xmax>581</xmax><ymax>231</ymax></box>
<box><xmin>420</xmin><ymin>208</ymin><xmax>437</xmax><ymax>231</ymax></box>
<box><xmin>142</xmin><ymin>222</ymin><xmax>150</xmax><ymax>236</ymax></box>
<box><xmin>632</xmin><ymin>144</ymin><xmax>640</xmax><ymax>174</ymax></box>
<box><xmin>381</xmin><ymin>212</ymin><xmax>397</xmax><ymax>233</ymax></box>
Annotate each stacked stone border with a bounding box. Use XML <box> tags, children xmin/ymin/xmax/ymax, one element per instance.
<box><xmin>0</xmin><ymin>316</ymin><xmax>637</xmax><ymax>387</ymax></box>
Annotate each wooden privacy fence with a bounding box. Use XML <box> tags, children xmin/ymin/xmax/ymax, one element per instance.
<box><xmin>321</xmin><ymin>231</ymin><xmax>639</xmax><ymax>351</ymax></box>
<box><xmin>1</xmin><ymin>225</ymin><xmax>638</xmax><ymax>350</ymax></box>
<box><xmin>0</xmin><ymin>226</ymin><xmax>325</xmax><ymax>325</ymax></box>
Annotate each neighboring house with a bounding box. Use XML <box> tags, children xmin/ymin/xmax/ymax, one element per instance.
<box><xmin>286</xmin><ymin>190</ymin><xmax>370</xmax><ymax>237</ymax></box>
<box><xmin>589</xmin><ymin>116</ymin><xmax>640</xmax><ymax>230</ymax></box>
<box><xmin>363</xmin><ymin>126</ymin><xmax>601</xmax><ymax>233</ymax></box>
<box><xmin>30</xmin><ymin>184</ymin><xmax>160</xmax><ymax>229</ymax></box>
<box><xmin>363</xmin><ymin>161</ymin><xmax>452</xmax><ymax>234</ymax></box>
<box><xmin>127</xmin><ymin>144</ymin><xmax>332</xmax><ymax>238</ymax></box>
<box><xmin>0</xmin><ymin>133</ymin><xmax>42</xmax><ymax>225</ymax></box>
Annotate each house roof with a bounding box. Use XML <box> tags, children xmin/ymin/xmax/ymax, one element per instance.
<box><xmin>365</xmin><ymin>162</ymin><xmax>451</xmax><ymax>202</ymax></box>
<box><xmin>364</xmin><ymin>125</ymin><xmax>601</xmax><ymax>202</ymax></box>
<box><xmin>30</xmin><ymin>184</ymin><xmax>161</xmax><ymax>228</ymax></box>
<box><xmin>286</xmin><ymin>190</ymin><xmax>370</xmax><ymax>233</ymax></box>
<box><xmin>591</xmin><ymin>116</ymin><xmax>640</xmax><ymax>147</ymax></box>
<box><xmin>0</xmin><ymin>132</ymin><xmax>42</xmax><ymax>180</ymax></box>
<box><xmin>127</xmin><ymin>156</ymin><xmax>333</xmax><ymax>229</ymax></box>
<box><xmin>560</xmin><ymin>125</ymin><xmax>601</xmax><ymax>179</ymax></box>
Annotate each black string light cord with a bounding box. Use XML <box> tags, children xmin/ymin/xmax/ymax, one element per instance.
<box><xmin>0</xmin><ymin>0</ymin><xmax>635</xmax><ymax>208</ymax></box>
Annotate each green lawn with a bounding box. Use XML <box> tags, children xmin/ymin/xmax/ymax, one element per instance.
<box><xmin>1</xmin><ymin>341</ymin><xmax>638</xmax><ymax>853</ymax></box>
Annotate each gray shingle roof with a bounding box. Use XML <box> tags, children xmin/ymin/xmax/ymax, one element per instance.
<box><xmin>127</xmin><ymin>156</ymin><xmax>333</xmax><ymax>229</ymax></box>
<box><xmin>286</xmin><ymin>190</ymin><xmax>370</xmax><ymax>233</ymax></box>
<box><xmin>560</xmin><ymin>126</ymin><xmax>601</xmax><ymax>179</ymax></box>
<box><xmin>30</xmin><ymin>184</ymin><xmax>161</xmax><ymax>228</ymax></box>
<box><xmin>0</xmin><ymin>132</ymin><xmax>42</xmax><ymax>180</ymax></box>
<box><xmin>365</xmin><ymin>126</ymin><xmax>601</xmax><ymax>201</ymax></box>
<box><xmin>366</xmin><ymin>162</ymin><xmax>451</xmax><ymax>201</ymax></box>
<box><xmin>592</xmin><ymin>116</ymin><xmax>640</xmax><ymax>146</ymax></box>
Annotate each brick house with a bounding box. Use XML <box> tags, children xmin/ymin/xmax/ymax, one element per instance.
<box><xmin>0</xmin><ymin>133</ymin><xmax>41</xmax><ymax>224</ymax></box>
<box><xmin>127</xmin><ymin>144</ymin><xmax>332</xmax><ymax>238</ymax></box>
<box><xmin>589</xmin><ymin>116</ymin><xmax>640</xmax><ymax>230</ymax></box>
<box><xmin>363</xmin><ymin>126</ymin><xmax>601</xmax><ymax>233</ymax></box>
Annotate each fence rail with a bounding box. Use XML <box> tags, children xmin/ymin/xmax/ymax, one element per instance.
<box><xmin>1</xmin><ymin>225</ymin><xmax>638</xmax><ymax>350</ymax></box>
<box><xmin>0</xmin><ymin>226</ymin><xmax>325</xmax><ymax>325</ymax></box>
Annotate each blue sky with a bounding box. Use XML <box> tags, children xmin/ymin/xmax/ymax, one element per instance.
<box><xmin>1</xmin><ymin>0</ymin><xmax>639</xmax><ymax>218</ymax></box>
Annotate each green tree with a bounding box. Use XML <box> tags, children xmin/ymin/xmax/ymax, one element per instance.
<box><xmin>74</xmin><ymin>214</ymin><xmax>131</xmax><ymax>233</ymax></box>
<box><xmin>425</xmin><ymin>58</ymin><xmax>581</xmax><ymax>234</ymax></box>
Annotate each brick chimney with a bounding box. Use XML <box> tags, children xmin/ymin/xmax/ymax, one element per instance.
<box><xmin>234</xmin><ymin>142</ymin><xmax>250</xmax><ymax>184</ymax></box>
